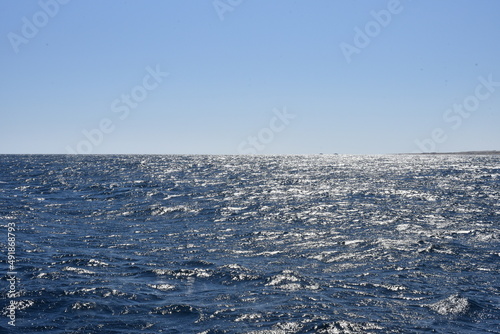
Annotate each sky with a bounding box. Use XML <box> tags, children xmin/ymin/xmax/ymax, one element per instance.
<box><xmin>1</xmin><ymin>0</ymin><xmax>500</xmax><ymax>155</ymax></box>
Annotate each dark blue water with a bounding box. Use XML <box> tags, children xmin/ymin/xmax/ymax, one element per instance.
<box><xmin>1</xmin><ymin>155</ymin><xmax>499</xmax><ymax>333</ymax></box>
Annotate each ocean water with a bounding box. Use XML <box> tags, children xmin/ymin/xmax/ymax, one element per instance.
<box><xmin>1</xmin><ymin>154</ymin><xmax>499</xmax><ymax>333</ymax></box>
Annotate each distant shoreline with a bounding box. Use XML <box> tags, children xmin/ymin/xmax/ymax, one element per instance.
<box><xmin>0</xmin><ymin>151</ymin><xmax>499</xmax><ymax>156</ymax></box>
<box><xmin>412</xmin><ymin>150</ymin><xmax>500</xmax><ymax>155</ymax></box>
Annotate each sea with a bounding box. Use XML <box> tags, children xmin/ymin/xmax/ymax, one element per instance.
<box><xmin>0</xmin><ymin>154</ymin><xmax>499</xmax><ymax>333</ymax></box>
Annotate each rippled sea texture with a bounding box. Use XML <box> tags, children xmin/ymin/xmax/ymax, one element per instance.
<box><xmin>1</xmin><ymin>155</ymin><xmax>499</xmax><ymax>333</ymax></box>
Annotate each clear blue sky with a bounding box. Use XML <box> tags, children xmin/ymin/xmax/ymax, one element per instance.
<box><xmin>1</xmin><ymin>0</ymin><xmax>499</xmax><ymax>154</ymax></box>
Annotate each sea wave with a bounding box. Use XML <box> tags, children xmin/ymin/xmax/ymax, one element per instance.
<box><xmin>0</xmin><ymin>154</ymin><xmax>499</xmax><ymax>333</ymax></box>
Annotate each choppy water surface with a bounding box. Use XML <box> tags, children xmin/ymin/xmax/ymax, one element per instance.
<box><xmin>1</xmin><ymin>155</ymin><xmax>499</xmax><ymax>333</ymax></box>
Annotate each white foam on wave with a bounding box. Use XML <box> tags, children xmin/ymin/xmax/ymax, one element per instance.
<box><xmin>71</xmin><ymin>302</ymin><xmax>96</xmax><ymax>310</ymax></box>
<box><xmin>235</xmin><ymin>313</ymin><xmax>262</xmax><ymax>322</ymax></box>
<box><xmin>63</xmin><ymin>266</ymin><xmax>95</xmax><ymax>275</ymax></box>
<box><xmin>147</xmin><ymin>283</ymin><xmax>175</xmax><ymax>291</ymax></box>
<box><xmin>1</xmin><ymin>300</ymin><xmax>35</xmax><ymax>315</ymax></box>
<box><xmin>344</xmin><ymin>239</ymin><xmax>364</xmax><ymax>246</ymax></box>
<box><xmin>265</xmin><ymin>270</ymin><xmax>319</xmax><ymax>291</ymax></box>
<box><xmin>429</xmin><ymin>294</ymin><xmax>472</xmax><ymax>315</ymax></box>
<box><xmin>87</xmin><ymin>259</ymin><xmax>109</xmax><ymax>267</ymax></box>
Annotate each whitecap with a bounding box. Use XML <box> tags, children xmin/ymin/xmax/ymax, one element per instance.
<box><xmin>344</xmin><ymin>239</ymin><xmax>364</xmax><ymax>246</ymax></box>
<box><xmin>147</xmin><ymin>284</ymin><xmax>175</xmax><ymax>291</ymax></box>
<box><xmin>235</xmin><ymin>313</ymin><xmax>262</xmax><ymax>322</ymax></box>
<box><xmin>429</xmin><ymin>294</ymin><xmax>472</xmax><ymax>315</ymax></box>
<box><xmin>62</xmin><ymin>266</ymin><xmax>95</xmax><ymax>275</ymax></box>
<box><xmin>87</xmin><ymin>259</ymin><xmax>109</xmax><ymax>267</ymax></box>
<box><xmin>1</xmin><ymin>300</ymin><xmax>34</xmax><ymax>315</ymax></box>
<box><xmin>71</xmin><ymin>302</ymin><xmax>96</xmax><ymax>310</ymax></box>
